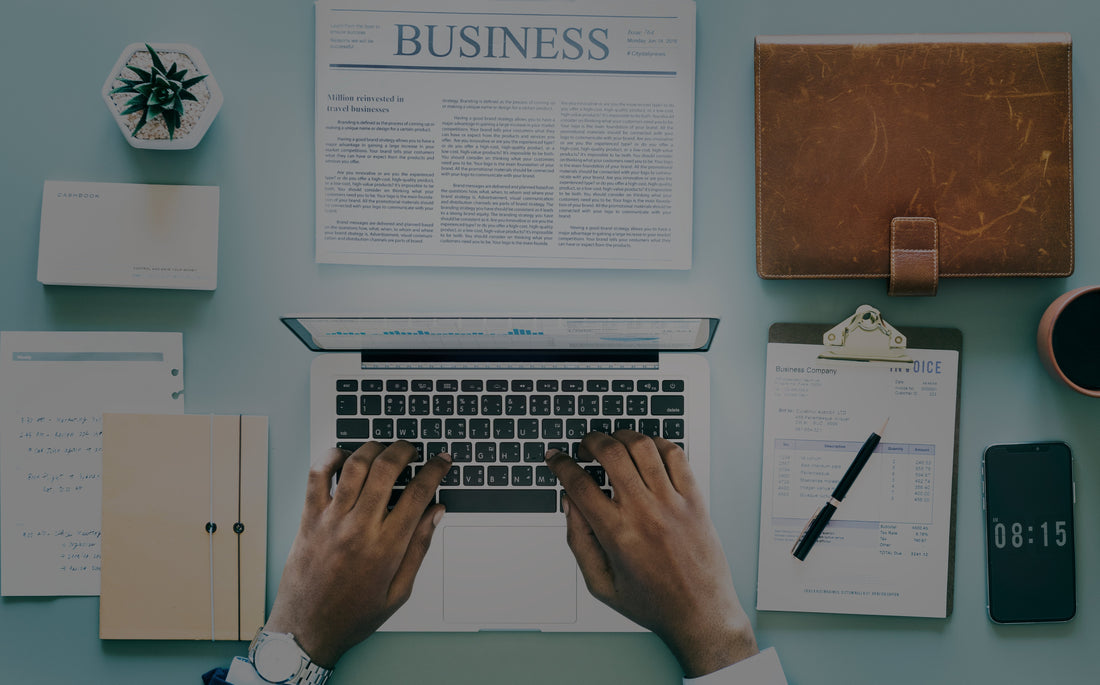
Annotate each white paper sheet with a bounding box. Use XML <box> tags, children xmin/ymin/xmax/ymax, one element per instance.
<box><xmin>0</xmin><ymin>332</ymin><xmax>183</xmax><ymax>596</ymax></box>
<box><xmin>315</xmin><ymin>0</ymin><xmax>696</xmax><ymax>269</ymax></box>
<box><xmin>756</xmin><ymin>343</ymin><xmax>959</xmax><ymax>617</ymax></box>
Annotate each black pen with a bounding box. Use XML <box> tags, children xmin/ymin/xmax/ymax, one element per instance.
<box><xmin>791</xmin><ymin>418</ymin><xmax>889</xmax><ymax>561</ymax></box>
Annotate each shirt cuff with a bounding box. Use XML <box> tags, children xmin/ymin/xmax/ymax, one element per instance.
<box><xmin>683</xmin><ymin>647</ymin><xmax>788</xmax><ymax>685</ymax></box>
<box><xmin>224</xmin><ymin>656</ymin><xmax>272</xmax><ymax>685</ymax></box>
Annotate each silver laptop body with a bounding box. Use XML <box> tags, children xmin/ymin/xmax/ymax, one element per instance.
<box><xmin>283</xmin><ymin>315</ymin><xmax>717</xmax><ymax>631</ymax></box>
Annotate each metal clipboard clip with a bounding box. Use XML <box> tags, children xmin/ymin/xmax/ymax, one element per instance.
<box><xmin>818</xmin><ymin>304</ymin><xmax>913</xmax><ymax>363</ymax></box>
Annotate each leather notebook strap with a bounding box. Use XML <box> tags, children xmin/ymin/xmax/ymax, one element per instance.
<box><xmin>889</xmin><ymin>217</ymin><xmax>939</xmax><ymax>296</ymax></box>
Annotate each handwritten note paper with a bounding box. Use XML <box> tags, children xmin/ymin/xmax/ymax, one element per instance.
<box><xmin>0</xmin><ymin>332</ymin><xmax>183</xmax><ymax>595</ymax></box>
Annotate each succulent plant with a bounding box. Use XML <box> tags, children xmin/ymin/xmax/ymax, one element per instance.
<box><xmin>110</xmin><ymin>44</ymin><xmax>207</xmax><ymax>139</ymax></box>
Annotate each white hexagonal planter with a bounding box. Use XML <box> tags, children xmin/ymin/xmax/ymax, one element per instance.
<box><xmin>102</xmin><ymin>42</ymin><xmax>223</xmax><ymax>150</ymax></box>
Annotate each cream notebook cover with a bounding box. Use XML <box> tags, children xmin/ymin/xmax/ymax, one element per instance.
<box><xmin>99</xmin><ymin>413</ymin><xmax>268</xmax><ymax>640</ymax></box>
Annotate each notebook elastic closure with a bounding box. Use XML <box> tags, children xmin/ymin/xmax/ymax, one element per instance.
<box><xmin>889</xmin><ymin>218</ymin><xmax>939</xmax><ymax>297</ymax></box>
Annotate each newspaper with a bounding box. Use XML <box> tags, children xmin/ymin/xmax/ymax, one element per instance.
<box><xmin>315</xmin><ymin>0</ymin><xmax>696</xmax><ymax>269</ymax></box>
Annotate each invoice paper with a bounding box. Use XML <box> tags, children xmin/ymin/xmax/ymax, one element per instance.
<box><xmin>756</xmin><ymin>343</ymin><xmax>959</xmax><ymax>617</ymax></box>
<box><xmin>315</xmin><ymin>0</ymin><xmax>696</xmax><ymax>269</ymax></box>
<box><xmin>0</xmin><ymin>332</ymin><xmax>183</xmax><ymax>595</ymax></box>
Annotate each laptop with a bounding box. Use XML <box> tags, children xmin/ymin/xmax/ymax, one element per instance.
<box><xmin>282</xmin><ymin>315</ymin><xmax>718</xmax><ymax>631</ymax></box>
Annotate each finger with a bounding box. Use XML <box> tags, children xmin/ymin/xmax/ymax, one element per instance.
<box><xmin>545</xmin><ymin>448</ymin><xmax>615</xmax><ymax>531</ymax></box>
<box><xmin>355</xmin><ymin>440</ymin><xmax>419</xmax><ymax>523</ymax></box>
<box><xmin>578</xmin><ymin>432</ymin><xmax>644</xmax><ymax>497</ymax></box>
<box><xmin>388</xmin><ymin>453</ymin><xmax>453</xmax><ymax>540</ymax></box>
<box><xmin>388</xmin><ymin>503</ymin><xmax>446</xmax><ymax>607</ymax></box>
<box><xmin>612</xmin><ymin>429</ymin><xmax>675</xmax><ymax>496</ymax></box>
<box><xmin>330</xmin><ymin>442</ymin><xmax>389</xmax><ymax>513</ymax></box>
<box><xmin>304</xmin><ymin>447</ymin><xmax>351</xmax><ymax>519</ymax></box>
<box><xmin>652</xmin><ymin>437</ymin><xmax>697</xmax><ymax>498</ymax></box>
<box><xmin>561</xmin><ymin>493</ymin><xmax>615</xmax><ymax>602</ymax></box>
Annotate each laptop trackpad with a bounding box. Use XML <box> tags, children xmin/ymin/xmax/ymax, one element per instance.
<box><xmin>443</xmin><ymin>525</ymin><xmax>577</xmax><ymax>625</ymax></box>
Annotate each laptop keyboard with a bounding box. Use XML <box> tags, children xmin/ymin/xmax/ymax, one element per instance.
<box><xmin>334</xmin><ymin>376</ymin><xmax>686</xmax><ymax>513</ymax></box>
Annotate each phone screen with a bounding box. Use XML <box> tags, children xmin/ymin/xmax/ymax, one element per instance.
<box><xmin>983</xmin><ymin>442</ymin><xmax>1076</xmax><ymax>623</ymax></box>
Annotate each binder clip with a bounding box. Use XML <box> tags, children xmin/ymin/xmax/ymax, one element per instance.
<box><xmin>818</xmin><ymin>305</ymin><xmax>912</xmax><ymax>363</ymax></box>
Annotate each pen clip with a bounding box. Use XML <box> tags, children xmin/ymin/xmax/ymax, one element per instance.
<box><xmin>791</xmin><ymin>505</ymin><xmax>822</xmax><ymax>555</ymax></box>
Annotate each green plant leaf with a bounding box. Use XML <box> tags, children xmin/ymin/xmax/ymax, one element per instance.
<box><xmin>171</xmin><ymin>97</ymin><xmax>184</xmax><ymax>115</ymax></box>
<box><xmin>125</xmin><ymin>65</ymin><xmax>152</xmax><ymax>82</ymax></box>
<box><xmin>119</xmin><ymin>102</ymin><xmax>145</xmax><ymax>116</ymax></box>
<box><xmin>110</xmin><ymin>84</ymin><xmax>138</xmax><ymax>95</ymax></box>
<box><xmin>179</xmin><ymin>90</ymin><xmax>198</xmax><ymax>102</ymax></box>
<box><xmin>145</xmin><ymin>44</ymin><xmax>166</xmax><ymax>75</ymax></box>
<box><xmin>180</xmin><ymin>74</ymin><xmax>208</xmax><ymax>89</ymax></box>
<box><xmin>131</xmin><ymin>108</ymin><xmax>150</xmax><ymax>136</ymax></box>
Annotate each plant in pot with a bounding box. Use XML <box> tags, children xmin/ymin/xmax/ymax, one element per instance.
<box><xmin>102</xmin><ymin>43</ymin><xmax>223</xmax><ymax>150</ymax></box>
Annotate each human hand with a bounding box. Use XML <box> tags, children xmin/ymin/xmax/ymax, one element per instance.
<box><xmin>264</xmin><ymin>441</ymin><xmax>451</xmax><ymax>667</ymax></box>
<box><xmin>545</xmin><ymin>431</ymin><xmax>758</xmax><ymax>678</ymax></box>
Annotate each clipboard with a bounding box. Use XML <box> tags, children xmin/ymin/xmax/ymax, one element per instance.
<box><xmin>757</xmin><ymin>305</ymin><xmax>962</xmax><ymax>617</ymax></box>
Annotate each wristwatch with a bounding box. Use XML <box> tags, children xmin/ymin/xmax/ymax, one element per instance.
<box><xmin>247</xmin><ymin>629</ymin><xmax>333</xmax><ymax>685</ymax></box>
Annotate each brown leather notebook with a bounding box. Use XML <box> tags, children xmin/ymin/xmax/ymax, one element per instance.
<box><xmin>755</xmin><ymin>34</ymin><xmax>1073</xmax><ymax>296</ymax></box>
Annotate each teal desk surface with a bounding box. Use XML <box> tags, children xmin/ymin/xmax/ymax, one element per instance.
<box><xmin>1</xmin><ymin>1</ymin><xmax>1097</xmax><ymax>683</ymax></box>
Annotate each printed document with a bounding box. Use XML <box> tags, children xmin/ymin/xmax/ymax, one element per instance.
<box><xmin>756</xmin><ymin>343</ymin><xmax>959</xmax><ymax>617</ymax></box>
<box><xmin>0</xmin><ymin>332</ymin><xmax>183</xmax><ymax>595</ymax></box>
<box><xmin>315</xmin><ymin>0</ymin><xmax>696</xmax><ymax>269</ymax></box>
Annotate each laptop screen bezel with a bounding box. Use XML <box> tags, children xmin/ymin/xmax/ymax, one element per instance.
<box><xmin>281</xmin><ymin>315</ymin><xmax>720</xmax><ymax>353</ymax></box>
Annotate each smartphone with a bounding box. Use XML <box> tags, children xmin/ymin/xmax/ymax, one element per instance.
<box><xmin>982</xmin><ymin>442</ymin><xmax>1076</xmax><ymax>623</ymax></box>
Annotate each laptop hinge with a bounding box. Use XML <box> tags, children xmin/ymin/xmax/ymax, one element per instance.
<box><xmin>358</xmin><ymin>350</ymin><xmax>659</xmax><ymax>369</ymax></box>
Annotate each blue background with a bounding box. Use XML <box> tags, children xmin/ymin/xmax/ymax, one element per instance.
<box><xmin>1</xmin><ymin>1</ymin><xmax>1097</xmax><ymax>682</ymax></box>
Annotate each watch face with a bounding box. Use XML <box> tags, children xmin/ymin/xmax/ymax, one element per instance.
<box><xmin>254</xmin><ymin>632</ymin><xmax>303</xmax><ymax>682</ymax></box>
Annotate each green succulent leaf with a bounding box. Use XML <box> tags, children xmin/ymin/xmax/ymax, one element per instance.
<box><xmin>124</xmin><ymin>65</ymin><xmax>152</xmax><ymax>82</ymax></box>
<box><xmin>180</xmin><ymin>74</ymin><xmax>208</xmax><ymax>89</ymax></box>
<box><xmin>179</xmin><ymin>90</ymin><xmax>198</xmax><ymax>102</ymax></box>
<box><xmin>146</xmin><ymin>44</ymin><xmax>166</xmax><ymax>75</ymax></box>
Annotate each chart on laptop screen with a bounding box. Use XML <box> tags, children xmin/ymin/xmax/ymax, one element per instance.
<box><xmin>291</xmin><ymin>317</ymin><xmax>713</xmax><ymax>350</ymax></box>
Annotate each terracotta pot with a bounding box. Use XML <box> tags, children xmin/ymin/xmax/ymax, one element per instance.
<box><xmin>1037</xmin><ymin>285</ymin><xmax>1100</xmax><ymax>397</ymax></box>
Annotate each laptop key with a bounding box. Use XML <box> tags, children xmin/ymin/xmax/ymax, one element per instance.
<box><xmin>433</xmin><ymin>395</ymin><xmax>455</xmax><ymax>415</ymax></box>
<box><xmin>529</xmin><ymin>395</ymin><xmax>551</xmax><ymax>415</ymax></box>
<box><xmin>450</xmin><ymin>442</ymin><xmax>472</xmax><ymax>462</ymax></box>
<box><xmin>511</xmin><ymin>379</ymin><xmax>534</xmax><ymax>392</ymax></box>
<box><xmin>553</xmin><ymin>396</ymin><xmax>575</xmax><ymax>416</ymax></box>
<box><xmin>487</xmin><ymin>380</ymin><xmax>509</xmax><ymax>392</ymax></box>
<box><xmin>462</xmin><ymin>466</ymin><xmax>484</xmax><ymax>486</ymax></box>
<box><xmin>469</xmin><ymin>419</ymin><xmax>491</xmax><ymax>439</ymax></box>
<box><xmin>461</xmin><ymin>379</ymin><xmax>483</xmax><ymax>392</ymax></box>
<box><xmin>361</xmin><ymin>380</ymin><xmax>384</xmax><ymax>392</ymax></box>
<box><xmin>337</xmin><ymin>395</ymin><xmax>357</xmax><ymax>415</ymax></box>
<box><xmin>586</xmin><ymin>379</ymin><xmax>609</xmax><ymax>392</ymax></box>
<box><xmin>441</xmin><ymin>465</ymin><xmax>460</xmax><ymax>486</ymax></box>
<box><xmin>535</xmin><ymin>465</ymin><xmax>557</xmax><ymax>486</ymax></box>
<box><xmin>663</xmin><ymin>419</ymin><xmax>685</xmax><ymax>440</ymax></box>
<box><xmin>536</xmin><ymin>380</ymin><xmax>559</xmax><ymax>392</ymax></box>
<box><xmin>541</xmin><ymin>418</ymin><xmax>563</xmax><ymax>439</ymax></box>
<box><xmin>517</xmin><ymin>418</ymin><xmax>539</xmax><ymax>439</ymax></box>
<box><xmin>589</xmin><ymin>418</ymin><xmax>611</xmax><ymax>435</ymax></box>
<box><xmin>337</xmin><ymin>441</ymin><xmax>365</xmax><ymax>453</ymax></box>
<box><xmin>626</xmin><ymin>395</ymin><xmax>648</xmax><ymax>415</ymax></box>
<box><xmin>427</xmin><ymin>441</ymin><xmax>449</xmax><ymax>458</ymax></box>
<box><xmin>562</xmin><ymin>380</ymin><xmax>583</xmax><ymax>392</ymax></box>
<box><xmin>493</xmin><ymin>418</ymin><xmax>515</xmax><ymax>439</ymax></box>
<box><xmin>372</xmin><ymin>419</ymin><xmax>394</xmax><ymax>440</ymax></box>
<box><xmin>638</xmin><ymin>380</ymin><xmax>659</xmax><ymax>392</ymax></box>
<box><xmin>505</xmin><ymin>395</ymin><xmax>527</xmax><ymax>415</ymax></box>
<box><xmin>337</xmin><ymin>379</ymin><xmax>358</xmax><ymax>392</ymax></box>
<box><xmin>408</xmin><ymin>395</ymin><xmax>431</xmax><ymax>415</ymax></box>
<box><xmin>523</xmin><ymin>442</ymin><xmax>547</xmax><ymax>462</ymax></box>
<box><xmin>337</xmin><ymin>418</ymin><xmax>371</xmax><ymax>439</ymax></box>
<box><xmin>639</xmin><ymin>419</ymin><xmax>661</xmax><ymax>437</ymax></box>
<box><xmin>457</xmin><ymin>395</ymin><xmax>478</xmax><ymax>415</ymax></box>
<box><xmin>500</xmin><ymin>442</ymin><xmax>521</xmax><ymax>462</ymax></box>
<box><xmin>386</xmin><ymin>379</ymin><xmax>408</xmax><ymax>392</ymax></box>
<box><xmin>487</xmin><ymin>465</ymin><xmax>509</xmax><ymax>486</ymax></box>
<box><xmin>411</xmin><ymin>379</ymin><xmax>433</xmax><ymax>392</ymax></box>
<box><xmin>651</xmin><ymin>396</ymin><xmax>685</xmax><ymax>415</ymax></box>
<box><xmin>566</xmin><ymin>419</ymin><xmax>587</xmax><ymax>439</ymax></box>
<box><xmin>475</xmin><ymin>442</ymin><xmax>497</xmax><ymax>462</ymax></box>
<box><xmin>439</xmin><ymin>489</ymin><xmax>556</xmax><ymax>513</ymax></box>
<box><xmin>481</xmin><ymin>395</ymin><xmax>503</xmax><ymax>415</ymax></box>
<box><xmin>437</xmin><ymin>380</ymin><xmax>458</xmax><ymax>392</ymax></box>
<box><xmin>584</xmin><ymin>466</ymin><xmax>606</xmax><ymax>486</ymax></box>
<box><xmin>612</xmin><ymin>380</ymin><xmax>634</xmax><ymax>392</ymax></box>
<box><xmin>360</xmin><ymin>395</ymin><xmax>382</xmax><ymax>415</ymax></box>
<box><xmin>385</xmin><ymin>395</ymin><xmax>406</xmax><ymax>415</ymax></box>
<box><xmin>578</xmin><ymin>395</ymin><xmax>599</xmax><ymax>415</ymax></box>
<box><xmin>602</xmin><ymin>395</ymin><xmax>624</xmax><ymax>416</ymax></box>
<box><xmin>396</xmin><ymin>419</ymin><xmax>418</xmax><ymax>440</ymax></box>
<box><xmin>662</xmin><ymin>380</ymin><xmax>685</xmax><ymax>392</ymax></box>
<box><xmin>420</xmin><ymin>418</ymin><xmax>442</xmax><ymax>440</ymax></box>
<box><xmin>511</xmin><ymin>465</ymin><xmax>533</xmax><ymax>486</ymax></box>
<box><xmin>614</xmin><ymin>419</ymin><xmax>636</xmax><ymax>432</ymax></box>
<box><xmin>445</xmin><ymin>419</ymin><xmax>466</xmax><ymax>439</ymax></box>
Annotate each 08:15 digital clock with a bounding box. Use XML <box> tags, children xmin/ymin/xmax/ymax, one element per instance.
<box><xmin>982</xmin><ymin>442</ymin><xmax>1076</xmax><ymax>623</ymax></box>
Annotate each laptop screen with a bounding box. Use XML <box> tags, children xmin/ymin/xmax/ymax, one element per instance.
<box><xmin>282</xmin><ymin>316</ymin><xmax>719</xmax><ymax>352</ymax></box>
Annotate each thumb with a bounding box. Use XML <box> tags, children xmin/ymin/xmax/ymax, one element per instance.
<box><xmin>562</xmin><ymin>494</ymin><xmax>615</xmax><ymax>602</ymax></box>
